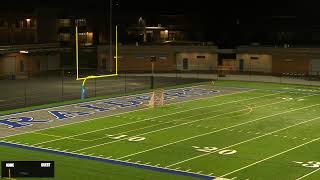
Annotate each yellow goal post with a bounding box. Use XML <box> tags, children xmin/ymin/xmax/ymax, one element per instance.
<box><xmin>75</xmin><ymin>25</ymin><xmax>119</xmax><ymax>99</ymax></box>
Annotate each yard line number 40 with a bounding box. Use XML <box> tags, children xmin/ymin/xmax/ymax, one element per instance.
<box><xmin>107</xmin><ymin>134</ymin><xmax>146</xmax><ymax>142</ymax></box>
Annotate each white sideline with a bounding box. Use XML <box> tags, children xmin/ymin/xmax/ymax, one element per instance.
<box><xmin>166</xmin><ymin>116</ymin><xmax>320</xmax><ymax>168</ymax></box>
<box><xmin>221</xmin><ymin>138</ymin><xmax>320</xmax><ymax>177</ymax></box>
<box><xmin>296</xmin><ymin>168</ymin><xmax>320</xmax><ymax>180</ymax></box>
<box><xmin>1</xmin><ymin>88</ymin><xmax>255</xmax><ymax>139</ymax></box>
<box><xmin>72</xmin><ymin>96</ymin><xmax>304</xmax><ymax>153</ymax></box>
<box><xmin>117</xmin><ymin>100</ymin><xmax>319</xmax><ymax>160</ymax></box>
<box><xmin>31</xmin><ymin>90</ymin><xmax>276</xmax><ymax>146</ymax></box>
<box><xmin>0</xmin><ymin>141</ymin><xmax>214</xmax><ymax>179</ymax></box>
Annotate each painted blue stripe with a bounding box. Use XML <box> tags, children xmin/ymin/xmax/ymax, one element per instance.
<box><xmin>0</xmin><ymin>142</ymin><xmax>214</xmax><ymax>180</ymax></box>
<box><xmin>0</xmin><ymin>85</ymin><xmax>203</xmax><ymax>118</ymax></box>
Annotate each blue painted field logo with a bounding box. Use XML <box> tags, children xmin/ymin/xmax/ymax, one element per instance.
<box><xmin>0</xmin><ymin>87</ymin><xmax>220</xmax><ymax>129</ymax></box>
<box><xmin>49</xmin><ymin>111</ymin><xmax>93</xmax><ymax>120</ymax></box>
<box><xmin>0</xmin><ymin>117</ymin><xmax>52</xmax><ymax>129</ymax></box>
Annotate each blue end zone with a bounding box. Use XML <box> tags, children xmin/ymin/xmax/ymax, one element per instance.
<box><xmin>0</xmin><ymin>141</ymin><xmax>214</xmax><ymax>180</ymax></box>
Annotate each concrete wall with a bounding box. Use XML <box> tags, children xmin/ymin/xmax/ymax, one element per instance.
<box><xmin>97</xmin><ymin>45</ymin><xmax>218</xmax><ymax>72</ymax></box>
<box><xmin>176</xmin><ymin>52</ymin><xmax>217</xmax><ymax>71</ymax></box>
<box><xmin>271</xmin><ymin>53</ymin><xmax>310</xmax><ymax>74</ymax></box>
<box><xmin>100</xmin><ymin>46</ymin><xmax>177</xmax><ymax>72</ymax></box>
<box><xmin>0</xmin><ymin>52</ymin><xmax>61</xmax><ymax>78</ymax></box>
<box><xmin>237</xmin><ymin>53</ymin><xmax>272</xmax><ymax>73</ymax></box>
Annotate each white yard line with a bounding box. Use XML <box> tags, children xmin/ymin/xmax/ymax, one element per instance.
<box><xmin>110</xmin><ymin>100</ymin><xmax>318</xmax><ymax>159</ymax></box>
<box><xmin>1</xmin><ymin>87</ymin><xmax>255</xmax><ymax>139</ymax></box>
<box><xmin>221</xmin><ymin>138</ymin><xmax>320</xmax><ymax>177</ymax></box>
<box><xmin>166</xmin><ymin>116</ymin><xmax>320</xmax><ymax>168</ymax></box>
<box><xmin>296</xmin><ymin>168</ymin><xmax>320</xmax><ymax>180</ymax></box>
<box><xmin>30</xmin><ymin>91</ymin><xmax>276</xmax><ymax>146</ymax></box>
<box><xmin>73</xmin><ymin>97</ymin><xmax>299</xmax><ymax>153</ymax></box>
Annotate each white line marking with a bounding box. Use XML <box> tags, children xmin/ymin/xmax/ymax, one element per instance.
<box><xmin>2</xmin><ymin>88</ymin><xmax>255</xmax><ymax>139</ymax></box>
<box><xmin>0</xmin><ymin>140</ymin><xmax>208</xmax><ymax>178</ymax></box>
<box><xmin>119</xmin><ymin>102</ymin><xmax>319</xmax><ymax>160</ymax></box>
<box><xmin>296</xmin><ymin>168</ymin><xmax>320</xmax><ymax>180</ymax></box>
<box><xmin>75</xmin><ymin>97</ymin><xmax>298</xmax><ymax>153</ymax></box>
<box><xmin>30</xmin><ymin>90</ymin><xmax>269</xmax><ymax>146</ymax></box>
<box><xmin>166</xmin><ymin>115</ymin><xmax>320</xmax><ymax>168</ymax></box>
<box><xmin>221</xmin><ymin>138</ymin><xmax>320</xmax><ymax>177</ymax></box>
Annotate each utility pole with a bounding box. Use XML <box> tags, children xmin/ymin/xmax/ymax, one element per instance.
<box><xmin>109</xmin><ymin>0</ymin><xmax>113</xmax><ymax>72</ymax></box>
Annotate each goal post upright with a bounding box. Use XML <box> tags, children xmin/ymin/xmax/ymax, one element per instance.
<box><xmin>76</xmin><ymin>25</ymin><xmax>119</xmax><ymax>99</ymax></box>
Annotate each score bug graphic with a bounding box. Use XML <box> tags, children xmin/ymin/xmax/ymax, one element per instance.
<box><xmin>1</xmin><ymin>161</ymin><xmax>54</xmax><ymax>178</ymax></box>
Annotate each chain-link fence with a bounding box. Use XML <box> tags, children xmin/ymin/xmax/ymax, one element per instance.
<box><xmin>1</xmin><ymin>67</ymin><xmax>320</xmax><ymax>111</ymax></box>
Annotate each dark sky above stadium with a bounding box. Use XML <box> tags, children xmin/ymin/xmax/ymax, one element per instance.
<box><xmin>1</xmin><ymin>0</ymin><xmax>319</xmax><ymax>22</ymax></box>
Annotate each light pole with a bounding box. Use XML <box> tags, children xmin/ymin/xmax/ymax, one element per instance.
<box><xmin>109</xmin><ymin>0</ymin><xmax>113</xmax><ymax>72</ymax></box>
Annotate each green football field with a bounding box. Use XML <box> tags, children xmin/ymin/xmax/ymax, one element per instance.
<box><xmin>1</xmin><ymin>81</ymin><xmax>320</xmax><ymax>180</ymax></box>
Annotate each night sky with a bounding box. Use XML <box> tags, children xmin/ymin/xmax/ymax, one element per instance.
<box><xmin>2</xmin><ymin>0</ymin><xmax>320</xmax><ymax>47</ymax></box>
<box><xmin>1</xmin><ymin>0</ymin><xmax>316</xmax><ymax>19</ymax></box>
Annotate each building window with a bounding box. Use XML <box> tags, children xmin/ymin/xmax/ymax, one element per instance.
<box><xmin>197</xmin><ymin>56</ymin><xmax>206</xmax><ymax>59</ymax></box>
<box><xmin>79</xmin><ymin>32</ymin><xmax>93</xmax><ymax>46</ymax></box>
<box><xmin>159</xmin><ymin>56</ymin><xmax>167</xmax><ymax>60</ymax></box>
<box><xmin>76</xmin><ymin>19</ymin><xmax>87</xmax><ymax>27</ymax></box>
<box><xmin>59</xmin><ymin>33</ymin><xmax>71</xmax><ymax>41</ymax></box>
<box><xmin>250</xmin><ymin>57</ymin><xmax>259</xmax><ymax>60</ymax></box>
<box><xmin>58</xmin><ymin>19</ymin><xmax>71</xmax><ymax>27</ymax></box>
<box><xmin>160</xmin><ymin>30</ymin><xmax>169</xmax><ymax>40</ymax></box>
